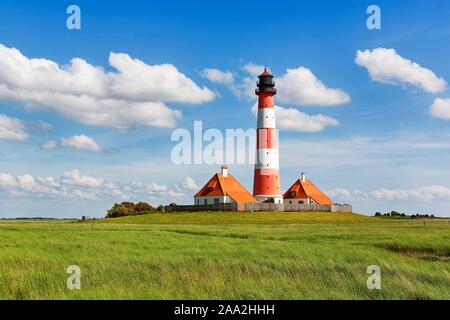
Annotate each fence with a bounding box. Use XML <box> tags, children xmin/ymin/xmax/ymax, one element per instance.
<box><xmin>165</xmin><ymin>203</ymin><xmax>352</xmax><ymax>213</ymax></box>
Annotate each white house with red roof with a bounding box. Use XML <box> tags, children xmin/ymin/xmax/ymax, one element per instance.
<box><xmin>194</xmin><ymin>166</ymin><xmax>258</xmax><ymax>205</ymax></box>
<box><xmin>283</xmin><ymin>173</ymin><xmax>334</xmax><ymax>205</ymax></box>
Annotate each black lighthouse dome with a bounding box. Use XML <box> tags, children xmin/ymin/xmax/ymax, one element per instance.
<box><xmin>255</xmin><ymin>68</ymin><xmax>276</xmax><ymax>94</ymax></box>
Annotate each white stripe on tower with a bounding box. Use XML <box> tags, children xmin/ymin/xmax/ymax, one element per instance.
<box><xmin>257</xmin><ymin>108</ymin><xmax>276</xmax><ymax>129</ymax></box>
<box><xmin>256</xmin><ymin>148</ymin><xmax>279</xmax><ymax>169</ymax></box>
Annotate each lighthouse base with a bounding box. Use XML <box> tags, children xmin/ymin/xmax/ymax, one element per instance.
<box><xmin>254</xmin><ymin>195</ymin><xmax>284</xmax><ymax>204</ymax></box>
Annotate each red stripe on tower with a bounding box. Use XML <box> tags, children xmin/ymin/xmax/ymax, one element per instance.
<box><xmin>253</xmin><ymin>68</ymin><xmax>283</xmax><ymax>203</ymax></box>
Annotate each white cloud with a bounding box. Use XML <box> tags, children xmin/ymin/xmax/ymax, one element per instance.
<box><xmin>276</xmin><ymin>67</ymin><xmax>351</xmax><ymax>106</ymax></box>
<box><xmin>251</xmin><ymin>104</ymin><xmax>338</xmax><ymax>132</ymax></box>
<box><xmin>243</xmin><ymin>63</ymin><xmax>266</xmax><ymax>76</ymax></box>
<box><xmin>0</xmin><ymin>43</ymin><xmax>215</xmax><ymax>130</ymax></box>
<box><xmin>0</xmin><ymin>114</ymin><xmax>29</xmax><ymax>141</ymax></box>
<box><xmin>176</xmin><ymin>176</ymin><xmax>198</xmax><ymax>191</ymax></box>
<box><xmin>41</xmin><ymin>135</ymin><xmax>103</xmax><ymax>152</ymax></box>
<box><xmin>204</xmin><ymin>63</ymin><xmax>349</xmax><ymax>106</ymax></box>
<box><xmin>355</xmin><ymin>48</ymin><xmax>447</xmax><ymax>93</ymax></box>
<box><xmin>62</xmin><ymin>169</ymin><xmax>104</xmax><ymax>188</ymax></box>
<box><xmin>146</xmin><ymin>182</ymin><xmax>168</xmax><ymax>193</ymax></box>
<box><xmin>200</xmin><ymin>68</ymin><xmax>245</xmax><ymax>97</ymax></box>
<box><xmin>238</xmin><ymin>64</ymin><xmax>350</xmax><ymax>105</ymax></box>
<box><xmin>276</xmin><ymin>106</ymin><xmax>339</xmax><ymax>132</ymax></box>
<box><xmin>200</xmin><ymin>68</ymin><xmax>234</xmax><ymax>85</ymax></box>
<box><xmin>61</xmin><ymin>135</ymin><xmax>103</xmax><ymax>152</ymax></box>
<box><xmin>0</xmin><ymin>169</ymin><xmax>196</xmax><ymax>202</ymax></box>
<box><xmin>0</xmin><ymin>173</ymin><xmax>17</xmax><ymax>187</ymax></box>
<box><xmin>328</xmin><ymin>185</ymin><xmax>450</xmax><ymax>203</ymax></box>
<box><xmin>40</xmin><ymin>140</ymin><xmax>58</xmax><ymax>150</ymax></box>
<box><xmin>429</xmin><ymin>98</ymin><xmax>450</xmax><ymax>120</ymax></box>
<box><xmin>17</xmin><ymin>174</ymin><xmax>36</xmax><ymax>190</ymax></box>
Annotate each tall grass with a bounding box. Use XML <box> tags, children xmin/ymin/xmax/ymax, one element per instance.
<box><xmin>0</xmin><ymin>212</ymin><xmax>448</xmax><ymax>299</ymax></box>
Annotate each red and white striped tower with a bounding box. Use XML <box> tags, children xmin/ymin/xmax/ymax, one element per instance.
<box><xmin>253</xmin><ymin>68</ymin><xmax>283</xmax><ymax>203</ymax></box>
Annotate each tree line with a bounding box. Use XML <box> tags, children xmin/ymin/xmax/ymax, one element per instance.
<box><xmin>374</xmin><ymin>211</ymin><xmax>435</xmax><ymax>219</ymax></box>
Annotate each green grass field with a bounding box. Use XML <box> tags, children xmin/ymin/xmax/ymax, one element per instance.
<box><xmin>0</xmin><ymin>212</ymin><xmax>449</xmax><ymax>300</ymax></box>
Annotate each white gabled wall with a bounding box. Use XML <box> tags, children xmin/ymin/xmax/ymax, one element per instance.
<box><xmin>194</xmin><ymin>195</ymin><xmax>234</xmax><ymax>205</ymax></box>
<box><xmin>284</xmin><ymin>197</ymin><xmax>312</xmax><ymax>205</ymax></box>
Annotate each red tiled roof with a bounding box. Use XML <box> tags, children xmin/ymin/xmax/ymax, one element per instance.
<box><xmin>195</xmin><ymin>173</ymin><xmax>257</xmax><ymax>204</ymax></box>
<box><xmin>283</xmin><ymin>179</ymin><xmax>334</xmax><ymax>205</ymax></box>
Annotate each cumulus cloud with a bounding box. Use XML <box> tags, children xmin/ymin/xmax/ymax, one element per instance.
<box><xmin>355</xmin><ymin>48</ymin><xmax>447</xmax><ymax>93</ymax></box>
<box><xmin>276</xmin><ymin>67</ymin><xmax>351</xmax><ymax>106</ymax></box>
<box><xmin>0</xmin><ymin>169</ymin><xmax>196</xmax><ymax>201</ymax></box>
<box><xmin>328</xmin><ymin>185</ymin><xmax>450</xmax><ymax>203</ymax></box>
<box><xmin>200</xmin><ymin>68</ymin><xmax>234</xmax><ymax>85</ymax></box>
<box><xmin>60</xmin><ymin>135</ymin><xmax>102</xmax><ymax>152</ymax></box>
<box><xmin>276</xmin><ymin>106</ymin><xmax>339</xmax><ymax>132</ymax></box>
<box><xmin>243</xmin><ymin>63</ymin><xmax>266</xmax><ymax>76</ymax></box>
<box><xmin>62</xmin><ymin>169</ymin><xmax>104</xmax><ymax>188</ymax></box>
<box><xmin>41</xmin><ymin>135</ymin><xmax>103</xmax><ymax>152</ymax></box>
<box><xmin>0</xmin><ymin>173</ymin><xmax>17</xmax><ymax>187</ymax></box>
<box><xmin>0</xmin><ymin>43</ymin><xmax>215</xmax><ymax>130</ymax></box>
<box><xmin>176</xmin><ymin>176</ymin><xmax>198</xmax><ymax>191</ymax></box>
<box><xmin>200</xmin><ymin>68</ymin><xmax>245</xmax><ymax>97</ymax></box>
<box><xmin>0</xmin><ymin>114</ymin><xmax>29</xmax><ymax>141</ymax></box>
<box><xmin>429</xmin><ymin>98</ymin><xmax>450</xmax><ymax>120</ymax></box>
<box><xmin>203</xmin><ymin>63</ymin><xmax>350</xmax><ymax>106</ymax></box>
<box><xmin>251</xmin><ymin>104</ymin><xmax>338</xmax><ymax>132</ymax></box>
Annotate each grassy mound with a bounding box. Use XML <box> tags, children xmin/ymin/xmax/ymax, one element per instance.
<box><xmin>99</xmin><ymin>211</ymin><xmax>368</xmax><ymax>225</ymax></box>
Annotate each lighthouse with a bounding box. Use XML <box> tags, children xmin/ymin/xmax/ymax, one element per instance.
<box><xmin>253</xmin><ymin>68</ymin><xmax>283</xmax><ymax>203</ymax></box>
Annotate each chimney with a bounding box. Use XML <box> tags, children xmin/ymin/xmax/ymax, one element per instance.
<box><xmin>301</xmin><ymin>172</ymin><xmax>306</xmax><ymax>182</ymax></box>
<box><xmin>221</xmin><ymin>165</ymin><xmax>228</xmax><ymax>177</ymax></box>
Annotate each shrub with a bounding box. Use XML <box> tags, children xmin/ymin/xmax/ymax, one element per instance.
<box><xmin>106</xmin><ymin>204</ymin><xmax>134</xmax><ymax>218</ymax></box>
<box><xmin>134</xmin><ymin>202</ymin><xmax>155</xmax><ymax>212</ymax></box>
<box><xmin>105</xmin><ymin>201</ymin><xmax>158</xmax><ymax>218</ymax></box>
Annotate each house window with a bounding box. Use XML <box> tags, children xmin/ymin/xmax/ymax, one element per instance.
<box><xmin>214</xmin><ymin>198</ymin><xmax>220</xmax><ymax>204</ymax></box>
<box><xmin>196</xmin><ymin>199</ymin><xmax>199</xmax><ymax>205</ymax></box>
<box><xmin>290</xmin><ymin>191</ymin><xmax>296</xmax><ymax>197</ymax></box>
<box><xmin>204</xmin><ymin>199</ymin><xmax>207</xmax><ymax>205</ymax></box>
<box><xmin>288</xmin><ymin>200</ymin><xmax>292</xmax><ymax>204</ymax></box>
<box><xmin>298</xmin><ymin>200</ymin><xmax>303</xmax><ymax>204</ymax></box>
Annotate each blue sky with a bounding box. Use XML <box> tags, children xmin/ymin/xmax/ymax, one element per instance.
<box><xmin>1</xmin><ymin>0</ymin><xmax>450</xmax><ymax>217</ymax></box>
